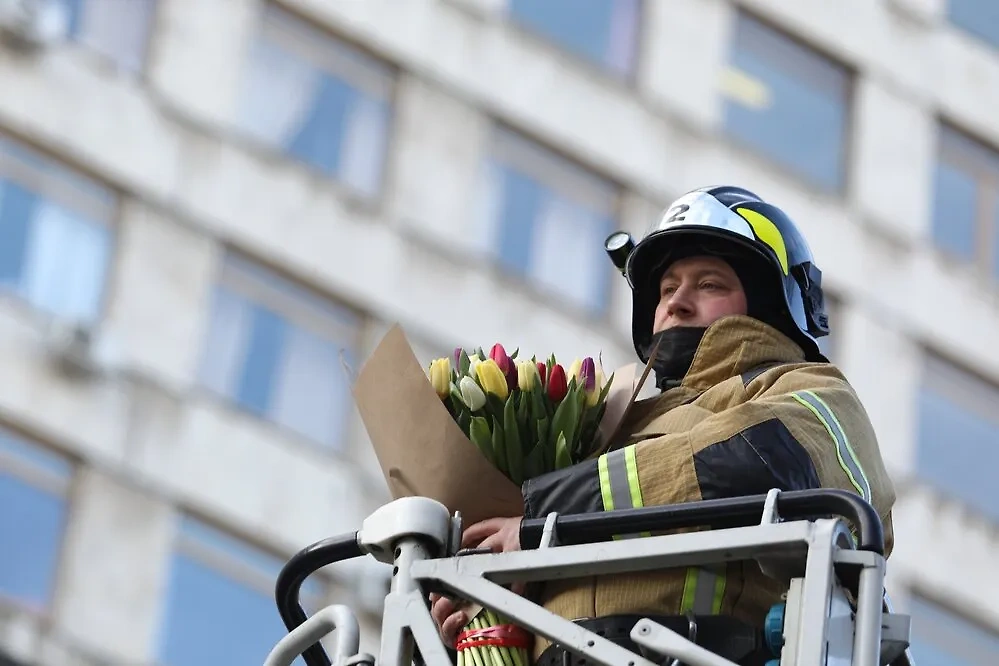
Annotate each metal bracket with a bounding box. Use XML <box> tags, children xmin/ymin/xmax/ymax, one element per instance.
<box><xmin>539</xmin><ymin>512</ymin><xmax>559</xmax><ymax>549</ymax></box>
<box><xmin>631</xmin><ymin>617</ymin><xmax>740</xmax><ymax>666</ymax></box>
<box><xmin>447</xmin><ymin>511</ymin><xmax>463</xmax><ymax>557</ymax></box>
<box><xmin>665</xmin><ymin>612</ymin><xmax>697</xmax><ymax>666</ymax></box>
<box><xmin>761</xmin><ymin>488</ymin><xmax>782</xmax><ymax>525</ymax></box>
<box><xmin>358</xmin><ymin>497</ymin><xmax>452</xmax><ymax>564</ymax></box>
<box><xmin>264</xmin><ymin>605</ymin><xmax>360</xmax><ymax>666</ymax></box>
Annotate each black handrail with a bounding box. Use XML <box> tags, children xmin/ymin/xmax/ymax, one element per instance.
<box><xmin>274</xmin><ymin>532</ymin><xmax>363</xmax><ymax>666</ymax></box>
<box><xmin>520</xmin><ymin>488</ymin><xmax>884</xmax><ymax>554</ymax></box>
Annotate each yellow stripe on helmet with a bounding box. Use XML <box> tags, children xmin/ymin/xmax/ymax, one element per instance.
<box><xmin>736</xmin><ymin>207</ymin><xmax>789</xmax><ymax>275</ymax></box>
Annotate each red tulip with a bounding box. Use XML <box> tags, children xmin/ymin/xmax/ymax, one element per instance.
<box><xmin>489</xmin><ymin>343</ymin><xmax>512</xmax><ymax>375</ymax></box>
<box><xmin>547</xmin><ymin>364</ymin><xmax>568</xmax><ymax>402</ymax></box>
<box><xmin>489</xmin><ymin>343</ymin><xmax>518</xmax><ymax>391</ymax></box>
<box><xmin>536</xmin><ymin>362</ymin><xmax>547</xmax><ymax>387</ymax></box>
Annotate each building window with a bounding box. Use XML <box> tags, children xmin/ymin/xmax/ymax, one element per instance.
<box><xmin>235</xmin><ymin>5</ymin><xmax>394</xmax><ymax>198</ymax></box>
<box><xmin>199</xmin><ymin>252</ymin><xmax>362</xmax><ymax>449</ymax></box>
<box><xmin>948</xmin><ymin>0</ymin><xmax>999</xmax><ymax>50</ymax></box>
<box><xmin>0</xmin><ymin>135</ymin><xmax>115</xmax><ymax>323</ymax></box>
<box><xmin>507</xmin><ymin>0</ymin><xmax>640</xmax><ymax>77</ymax></box>
<box><xmin>932</xmin><ymin>124</ymin><xmax>999</xmax><ymax>279</ymax></box>
<box><xmin>909</xmin><ymin>595</ymin><xmax>999</xmax><ymax>665</ymax></box>
<box><xmin>474</xmin><ymin>128</ymin><xmax>619</xmax><ymax>314</ymax></box>
<box><xmin>61</xmin><ymin>0</ymin><xmax>157</xmax><ymax>72</ymax></box>
<box><xmin>157</xmin><ymin>516</ymin><xmax>326</xmax><ymax>666</ymax></box>
<box><xmin>0</xmin><ymin>428</ymin><xmax>71</xmax><ymax>612</ymax></box>
<box><xmin>916</xmin><ymin>355</ymin><xmax>999</xmax><ymax>522</ymax></box>
<box><xmin>722</xmin><ymin>12</ymin><xmax>852</xmax><ymax>192</ymax></box>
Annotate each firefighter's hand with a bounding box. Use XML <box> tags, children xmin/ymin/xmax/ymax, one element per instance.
<box><xmin>429</xmin><ymin>593</ymin><xmax>468</xmax><ymax>647</ymax></box>
<box><xmin>461</xmin><ymin>516</ymin><xmax>522</xmax><ymax>553</ymax></box>
<box><xmin>430</xmin><ymin>517</ymin><xmax>524</xmax><ymax>646</ymax></box>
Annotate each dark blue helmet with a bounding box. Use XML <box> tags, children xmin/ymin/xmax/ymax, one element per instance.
<box><xmin>623</xmin><ymin>185</ymin><xmax>830</xmax><ymax>362</ymax></box>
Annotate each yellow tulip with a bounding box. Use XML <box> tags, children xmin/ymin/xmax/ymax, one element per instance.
<box><xmin>568</xmin><ymin>358</ymin><xmax>583</xmax><ymax>382</ymax></box>
<box><xmin>428</xmin><ymin>357</ymin><xmax>451</xmax><ymax>399</ymax></box>
<box><xmin>586</xmin><ymin>368</ymin><xmax>606</xmax><ymax>407</ymax></box>
<box><xmin>476</xmin><ymin>358</ymin><xmax>509</xmax><ymax>399</ymax></box>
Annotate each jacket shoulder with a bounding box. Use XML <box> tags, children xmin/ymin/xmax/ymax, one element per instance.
<box><xmin>742</xmin><ymin>360</ymin><xmax>857</xmax><ymax>398</ymax></box>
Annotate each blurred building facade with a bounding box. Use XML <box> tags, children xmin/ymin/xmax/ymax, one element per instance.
<box><xmin>1</xmin><ymin>0</ymin><xmax>998</xmax><ymax>664</ymax></box>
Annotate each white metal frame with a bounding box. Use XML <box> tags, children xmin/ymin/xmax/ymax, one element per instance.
<box><xmin>265</xmin><ymin>493</ymin><xmax>914</xmax><ymax>666</ymax></box>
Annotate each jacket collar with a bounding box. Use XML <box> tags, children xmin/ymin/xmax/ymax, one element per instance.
<box><xmin>680</xmin><ymin>315</ymin><xmax>806</xmax><ymax>390</ymax></box>
<box><xmin>618</xmin><ymin>316</ymin><xmax>808</xmax><ymax>441</ymax></box>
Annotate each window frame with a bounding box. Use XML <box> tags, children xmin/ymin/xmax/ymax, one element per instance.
<box><xmin>914</xmin><ymin>349</ymin><xmax>999</xmax><ymax>519</ymax></box>
<box><xmin>233</xmin><ymin>3</ymin><xmax>398</xmax><ymax>200</ymax></box>
<box><xmin>62</xmin><ymin>0</ymin><xmax>159</xmax><ymax>75</ymax></box>
<box><xmin>478</xmin><ymin>123</ymin><xmax>623</xmax><ymax>318</ymax></box>
<box><xmin>946</xmin><ymin>0</ymin><xmax>999</xmax><ymax>51</ymax></box>
<box><xmin>932</xmin><ymin>121</ymin><xmax>999</xmax><ymax>277</ymax></box>
<box><xmin>0</xmin><ymin>425</ymin><xmax>73</xmax><ymax>615</ymax></box>
<box><xmin>503</xmin><ymin>0</ymin><xmax>645</xmax><ymax>82</ymax></box>
<box><xmin>197</xmin><ymin>249</ymin><xmax>365</xmax><ymax>452</ymax></box>
<box><xmin>158</xmin><ymin>513</ymin><xmax>331</xmax><ymax>665</ymax></box>
<box><xmin>172</xmin><ymin>514</ymin><xmax>327</xmax><ymax>608</ymax></box>
<box><xmin>0</xmin><ymin>132</ymin><xmax>119</xmax><ymax>324</ymax></box>
<box><xmin>721</xmin><ymin>10</ymin><xmax>856</xmax><ymax>195</ymax></box>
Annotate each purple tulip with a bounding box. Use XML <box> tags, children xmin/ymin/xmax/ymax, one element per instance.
<box><xmin>581</xmin><ymin>357</ymin><xmax>596</xmax><ymax>392</ymax></box>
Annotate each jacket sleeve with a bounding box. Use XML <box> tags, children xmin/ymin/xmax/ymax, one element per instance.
<box><xmin>521</xmin><ymin>364</ymin><xmax>895</xmax><ymax>554</ymax></box>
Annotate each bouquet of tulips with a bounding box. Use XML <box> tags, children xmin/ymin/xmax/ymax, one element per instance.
<box><xmin>427</xmin><ymin>344</ymin><xmax>614</xmax><ymax>488</ymax></box>
<box><xmin>425</xmin><ymin>344</ymin><xmax>614</xmax><ymax>666</ymax></box>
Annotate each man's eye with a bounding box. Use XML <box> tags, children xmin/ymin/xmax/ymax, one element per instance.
<box><xmin>661</xmin><ymin>286</ymin><xmax>677</xmax><ymax>296</ymax></box>
<box><xmin>700</xmin><ymin>282</ymin><xmax>720</xmax><ymax>291</ymax></box>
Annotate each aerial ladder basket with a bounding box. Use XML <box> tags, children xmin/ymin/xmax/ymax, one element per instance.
<box><xmin>265</xmin><ymin>488</ymin><xmax>914</xmax><ymax>666</ymax></box>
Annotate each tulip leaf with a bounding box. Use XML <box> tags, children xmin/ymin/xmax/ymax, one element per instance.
<box><xmin>534</xmin><ymin>416</ymin><xmax>551</xmax><ymax>468</ymax></box>
<box><xmin>503</xmin><ymin>398</ymin><xmax>523</xmax><ymax>486</ymax></box>
<box><xmin>469</xmin><ymin>416</ymin><xmax>494</xmax><ymax>466</ymax></box>
<box><xmin>554</xmin><ymin>432</ymin><xmax>572</xmax><ymax>469</ymax></box>
<box><xmin>485</xmin><ymin>393</ymin><xmax>507</xmax><ymax>424</ymax></box>
<box><xmin>509</xmin><ymin>347</ymin><xmax>519</xmax><ymax>360</ymax></box>
<box><xmin>490</xmin><ymin>416</ymin><xmax>508</xmax><ymax>476</ymax></box>
<box><xmin>516</xmin><ymin>393</ymin><xmax>532</xmax><ymax>446</ymax></box>
<box><xmin>531</xmin><ymin>383</ymin><xmax>547</xmax><ymax>420</ymax></box>
<box><xmin>456</xmin><ymin>407</ymin><xmax>472</xmax><ymax>437</ymax></box>
<box><xmin>458</xmin><ymin>349</ymin><xmax>471</xmax><ymax>377</ymax></box>
<box><xmin>449</xmin><ymin>383</ymin><xmax>464</xmax><ymax>408</ymax></box>
<box><xmin>523</xmin><ymin>441</ymin><xmax>546</xmax><ymax>479</ymax></box>
<box><xmin>577</xmin><ymin>403</ymin><xmax>605</xmax><ymax>460</ymax></box>
<box><xmin>550</xmin><ymin>387</ymin><xmax>581</xmax><ymax>456</ymax></box>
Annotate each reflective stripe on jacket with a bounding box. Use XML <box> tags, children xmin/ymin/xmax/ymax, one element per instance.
<box><xmin>521</xmin><ymin>315</ymin><xmax>896</xmax><ymax>660</ymax></box>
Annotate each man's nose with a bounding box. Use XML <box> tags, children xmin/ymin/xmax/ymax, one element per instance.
<box><xmin>666</xmin><ymin>286</ymin><xmax>696</xmax><ymax>318</ymax></box>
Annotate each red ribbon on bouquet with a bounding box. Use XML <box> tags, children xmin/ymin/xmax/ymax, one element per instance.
<box><xmin>455</xmin><ymin>624</ymin><xmax>533</xmax><ymax>651</ymax></box>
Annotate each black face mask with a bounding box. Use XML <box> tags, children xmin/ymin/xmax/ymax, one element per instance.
<box><xmin>646</xmin><ymin>327</ymin><xmax>708</xmax><ymax>391</ymax></box>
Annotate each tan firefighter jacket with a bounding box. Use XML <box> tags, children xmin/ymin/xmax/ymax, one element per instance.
<box><xmin>520</xmin><ymin>315</ymin><xmax>896</xmax><ymax>659</ymax></box>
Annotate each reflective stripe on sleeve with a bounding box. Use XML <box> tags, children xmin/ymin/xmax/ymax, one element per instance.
<box><xmin>597</xmin><ymin>446</ymin><xmax>650</xmax><ymax>538</ymax></box>
<box><xmin>792</xmin><ymin>390</ymin><xmax>872</xmax><ymax>502</ymax></box>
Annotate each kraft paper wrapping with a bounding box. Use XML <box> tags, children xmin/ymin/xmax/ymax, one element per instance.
<box><xmin>353</xmin><ymin>324</ymin><xmax>641</xmax><ymax>526</ymax></box>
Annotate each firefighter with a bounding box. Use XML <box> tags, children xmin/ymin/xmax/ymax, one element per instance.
<box><xmin>431</xmin><ymin>185</ymin><xmax>897</xmax><ymax>666</ymax></box>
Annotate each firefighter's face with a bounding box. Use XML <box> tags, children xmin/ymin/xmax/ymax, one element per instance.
<box><xmin>653</xmin><ymin>255</ymin><xmax>748</xmax><ymax>332</ymax></box>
